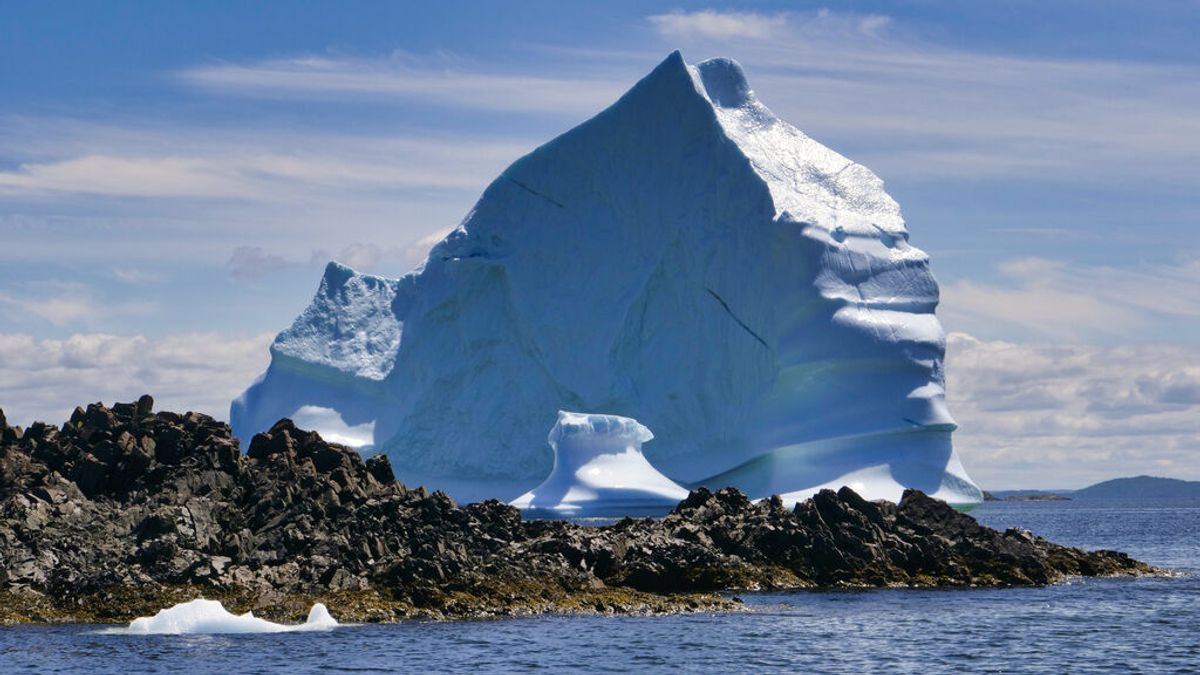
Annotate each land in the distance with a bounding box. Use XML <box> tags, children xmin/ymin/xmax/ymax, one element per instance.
<box><xmin>984</xmin><ymin>491</ymin><xmax>1072</xmax><ymax>502</ymax></box>
<box><xmin>0</xmin><ymin>398</ymin><xmax>1161</xmax><ymax>625</ymax></box>
<box><xmin>985</xmin><ymin>476</ymin><xmax>1200</xmax><ymax>502</ymax></box>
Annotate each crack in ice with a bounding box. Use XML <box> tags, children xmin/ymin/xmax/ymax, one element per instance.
<box><xmin>705</xmin><ymin>288</ymin><xmax>769</xmax><ymax>350</ymax></box>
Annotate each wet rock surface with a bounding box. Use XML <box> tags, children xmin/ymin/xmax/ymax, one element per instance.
<box><xmin>0</xmin><ymin>399</ymin><xmax>1157</xmax><ymax>624</ymax></box>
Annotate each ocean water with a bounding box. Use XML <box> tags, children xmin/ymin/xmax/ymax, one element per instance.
<box><xmin>1</xmin><ymin>499</ymin><xmax>1196</xmax><ymax>674</ymax></box>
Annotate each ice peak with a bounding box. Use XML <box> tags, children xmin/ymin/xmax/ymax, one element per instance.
<box><xmin>695</xmin><ymin>57</ymin><xmax>752</xmax><ymax>109</ymax></box>
<box><xmin>630</xmin><ymin>51</ymin><xmax>753</xmax><ymax>111</ymax></box>
<box><xmin>321</xmin><ymin>260</ymin><xmax>358</xmax><ymax>287</ymax></box>
<box><xmin>266</xmin><ymin>259</ymin><xmax>403</xmax><ymax>383</ymax></box>
<box><xmin>618</xmin><ymin>50</ymin><xmax>700</xmax><ymax>102</ymax></box>
<box><xmin>656</xmin><ymin>49</ymin><xmax>688</xmax><ymax>76</ymax></box>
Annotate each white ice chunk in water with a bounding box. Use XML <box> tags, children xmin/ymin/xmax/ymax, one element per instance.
<box><xmin>511</xmin><ymin>411</ymin><xmax>689</xmax><ymax>518</ymax></box>
<box><xmin>109</xmin><ymin>598</ymin><xmax>338</xmax><ymax>635</ymax></box>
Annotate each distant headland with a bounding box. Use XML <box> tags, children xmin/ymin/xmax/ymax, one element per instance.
<box><xmin>985</xmin><ymin>475</ymin><xmax>1200</xmax><ymax>502</ymax></box>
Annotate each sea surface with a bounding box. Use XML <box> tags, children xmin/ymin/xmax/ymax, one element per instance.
<box><xmin>1</xmin><ymin>498</ymin><xmax>1196</xmax><ymax>674</ymax></box>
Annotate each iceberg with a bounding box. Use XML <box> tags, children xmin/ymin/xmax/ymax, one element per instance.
<box><xmin>231</xmin><ymin>52</ymin><xmax>982</xmax><ymax>508</ymax></box>
<box><xmin>110</xmin><ymin>598</ymin><xmax>338</xmax><ymax>635</ymax></box>
<box><xmin>510</xmin><ymin>411</ymin><xmax>689</xmax><ymax>517</ymax></box>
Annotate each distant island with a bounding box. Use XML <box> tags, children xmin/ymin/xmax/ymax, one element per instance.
<box><xmin>1073</xmin><ymin>476</ymin><xmax>1200</xmax><ymax>500</ymax></box>
<box><xmin>984</xmin><ymin>491</ymin><xmax>1071</xmax><ymax>502</ymax></box>
<box><xmin>985</xmin><ymin>475</ymin><xmax>1200</xmax><ymax>502</ymax></box>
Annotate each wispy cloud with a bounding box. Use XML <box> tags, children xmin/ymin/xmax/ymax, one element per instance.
<box><xmin>644</xmin><ymin>9</ymin><xmax>1200</xmax><ymax>185</ymax></box>
<box><xmin>0</xmin><ymin>331</ymin><xmax>272</xmax><ymax>427</ymax></box>
<box><xmin>180</xmin><ymin>53</ymin><xmax>623</xmax><ymax>114</ymax></box>
<box><xmin>112</xmin><ymin>267</ymin><xmax>164</xmax><ymax>285</ymax></box>
<box><xmin>647</xmin><ymin>9</ymin><xmax>790</xmax><ymax>40</ymax></box>
<box><xmin>227</xmin><ymin>246</ymin><xmax>290</xmax><ymax>282</ymax></box>
<box><xmin>315</xmin><ymin>229</ymin><xmax>454</xmax><ymax>273</ymax></box>
<box><xmin>0</xmin><ymin>118</ymin><xmax>531</xmax><ymax>269</ymax></box>
<box><xmin>228</xmin><ymin>227</ymin><xmax>452</xmax><ymax>283</ymax></box>
<box><xmin>940</xmin><ymin>257</ymin><xmax>1200</xmax><ymax>341</ymax></box>
<box><xmin>947</xmin><ymin>333</ymin><xmax>1200</xmax><ymax>488</ymax></box>
<box><xmin>0</xmin><ymin>133</ymin><xmax>531</xmax><ymax>199</ymax></box>
<box><xmin>650</xmin><ymin>8</ymin><xmax>890</xmax><ymax>40</ymax></box>
<box><xmin>0</xmin><ymin>281</ymin><xmax>157</xmax><ymax>327</ymax></box>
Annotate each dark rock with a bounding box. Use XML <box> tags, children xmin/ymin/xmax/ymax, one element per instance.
<box><xmin>67</xmin><ymin>453</ymin><xmax>107</xmax><ymax>497</ymax></box>
<box><xmin>366</xmin><ymin>454</ymin><xmax>395</xmax><ymax>484</ymax></box>
<box><xmin>136</xmin><ymin>513</ymin><xmax>176</xmax><ymax>540</ymax></box>
<box><xmin>112</xmin><ymin>402</ymin><xmax>137</xmax><ymax>420</ymax></box>
<box><xmin>154</xmin><ymin>425</ymin><xmax>186</xmax><ymax>464</ymax></box>
<box><xmin>0</xmin><ymin>397</ymin><xmax>1162</xmax><ymax>625</ymax></box>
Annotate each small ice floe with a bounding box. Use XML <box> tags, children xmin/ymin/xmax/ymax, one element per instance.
<box><xmin>511</xmin><ymin>411</ymin><xmax>689</xmax><ymax>518</ymax></box>
<box><xmin>107</xmin><ymin>598</ymin><xmax>338</xmax><ymax>635</ymax></box>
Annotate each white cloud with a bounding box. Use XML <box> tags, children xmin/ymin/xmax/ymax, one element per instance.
<box><xmin>327</xmin><ymin>233</ymin><xmax>450</xmax><ymax>274</ymax></box>
<box><xmin>402</xmin><ymin>226</ymin><xmax>454</xmax><ymax>268</ymax></box>
<box><xmin>233</xmin><ymin>227</ymin><xmax>452</xmax><ymax>282</ymax></box>
<box><xmin>940</xmin><ymin>257</ymin><xmax>1200</xmax><ymax>341</ymax></box>
<box><xmin>0</xmin><ymin>119</ymin><xmax>528</xmax><ymax>270</ymax></box>
<box><xmin>253</xmin><ymin>227</ymin><xmax>453</xmax><ymax>279</ymax></box>
<box><xmin>0</xmin><ymin>118</ymin><xmax>533</xmax><ymax>200</ymax></box>
<box><xmin>308</xmin><ymin>227</ymin><xmax>451</xmax><ymax>275</ymax></box>
<box><xmin>332</xmin><ymin>242</ymin><xmax>385</xmax><ymax>271</ymax></box>
<box><xmin>0</xmin><ymin>331</ymin><xmax>273</xmax><ymax>428</ymax></box>
<box><xmin>0</xmin><ymin>155</ymin><xmax>249</xmax><ymax>198</ymax></box>
<box><xmin>112</xmin><ymin>267</ymin><xmax>164</xmax><ymax>284</ymax></box>
<box><xmin>946</xmin><ymin>333</ymin><xmax>1200</xmax><ymax>489</ymax></box>
<box><xmin>0</xmin><ymin>282</ymin><xmax>157</xmax><ymax>327</ymax></box>
<box><xmin>0</xmin><ymin>145</ymin><xmax>515</xmax><ymax>199</ymax></box>
<box><xmin>648</xmin><ymin>9</ymin><xmax>892</xmax><ymax>40</ymax></box>
<box><xmin>855</xmin><ymin>14</ymin><xmax>892</xmax><ymax>37</ymax></box>
<box><xmin>6</xmin><ymin>325</ymin><xmax>1193</xmax><ymax>491</ymax></box>
<box><xmin>647</xmin><ymin>10</ymin><xmax>789</xmax><ymax>40</ymax></box>
<box><xmin>180</xmin><ymin>53</ymin><xmax>622</xmax><ymax>114</ymax></box>
<box><xmin>227</xmin><ymin>246</ymin><xmax>290</xmax><ymax>282</ymax></box>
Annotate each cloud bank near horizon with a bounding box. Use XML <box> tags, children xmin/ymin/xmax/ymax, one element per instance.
<box><xmin>946</xmin><ymin>333</ymin><xmax>1200</xmax><ymax>489</ymax></box>
<box><xmin>0</xmin><ymin>332</ymin><xmax>272</xmax><ymax>429</ymax></box>
<box><xmin>1</xmin><ymin>329</ymin><xmax>1196</xmax><ymax>490</ymax></box>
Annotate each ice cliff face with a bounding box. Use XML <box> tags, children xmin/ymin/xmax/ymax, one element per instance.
<box><xmin>231</xmin><ymin>51</ymin><xmax>982</xmax><ymax>507</ymax></box>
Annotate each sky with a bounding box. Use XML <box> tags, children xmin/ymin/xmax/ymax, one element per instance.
<box><xmin>1</xmin><ymin>0</ymin><xmax>1198</xmax><ymax>489</ymax></box>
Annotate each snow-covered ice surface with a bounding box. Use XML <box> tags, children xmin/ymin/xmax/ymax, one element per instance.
<box><xmin>511</xmin><ymin>412</ymin><xmax>689</xmax><ymax>518</ymax></box>
<box><xmin>231</xmin><ymin>51</ymin><xmax>982</xmax><ymax>509</ymax></box>
<box><xmin>103</xmin><ymin>599</ymin><xmax>338</xmax><ymax>635</ymax></box>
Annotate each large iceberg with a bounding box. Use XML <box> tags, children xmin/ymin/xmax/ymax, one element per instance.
<box><xmin>232</xmin><ymin>52</ymin><xmax>982</xmax><ymax>507</ymax></box>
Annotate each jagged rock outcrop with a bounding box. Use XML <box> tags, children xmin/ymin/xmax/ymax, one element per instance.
<box><xmin>0</xmin><ymin>399</ymin><xmax>1155</xmax><ymax>623</ymax></box>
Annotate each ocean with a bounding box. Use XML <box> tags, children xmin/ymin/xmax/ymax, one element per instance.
<box><xmin>1</xmin><ymin>498</ymin><xmax>1196</xmax><ymax>674</ymax></box>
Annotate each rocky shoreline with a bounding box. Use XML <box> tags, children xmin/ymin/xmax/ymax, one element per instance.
<box><xmin>0</xmin><ymin>398</ymin><xmax>1159</xmax><ymax>625</ymax></box>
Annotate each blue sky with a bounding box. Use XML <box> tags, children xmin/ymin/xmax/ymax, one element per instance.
<box><xmin>1</xmin><ymin>1</ymin><xmax>1198</xmax><ymax>488</ymax></box>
